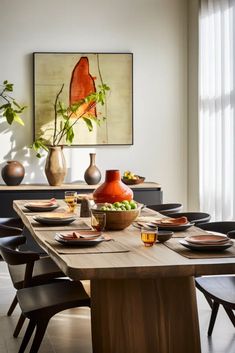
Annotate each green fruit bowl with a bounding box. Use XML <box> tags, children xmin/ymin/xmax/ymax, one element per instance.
<box><xmin>91</xmin><ymin>203</ymin><xmax>141</xmax><ymax>230</ymax></box>
<box><xmin>122</xmin><ymin>176</ymin><xmax>145</xmax><ymax>185</ymax></box>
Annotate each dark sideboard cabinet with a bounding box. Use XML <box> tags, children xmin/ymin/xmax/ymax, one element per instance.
<box><xmin>0</xmin><ymin>182</ymin><xmax>162</xmax><ymax>217</ymax></box>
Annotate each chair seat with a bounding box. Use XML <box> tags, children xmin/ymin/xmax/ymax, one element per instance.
<box><xmin>9</xmin><ymin>256</ymin><xmax>65</xmax><ymax>289</ymax></box>
<box><xmin>196</xmin><ymin>276</ymin><xmax>235</xmax><ymax>309</ymax></box>
<box><xmin>17</xmin><ymin>281</ymin><xmax>90</xmax><ymax>319</ymax></box>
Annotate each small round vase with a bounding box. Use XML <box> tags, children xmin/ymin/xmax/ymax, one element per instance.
<box><xmin>84</xmin><ymin>153</ymin><xmax>101</xmax><ymax>185</ymax></box>
<box><xmin>45</xmin><ymin>146</ymin><xmax>66</xmax><ymax>186</ymax></box>
<box><xmin>1</xmin><ymin>160</ymin><xmax>25</xmax><ymax>186</ymax></box>
<box><xmin>93</xmin><ymin>169</ymin><xmax>133</xmax><ymax>203</ymax></box>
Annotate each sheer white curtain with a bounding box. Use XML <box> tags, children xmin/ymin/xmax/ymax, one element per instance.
<box><xmin>199</xmin><ymin>0</ymin><xmax>235</xmax><ymax>220</ymax></box>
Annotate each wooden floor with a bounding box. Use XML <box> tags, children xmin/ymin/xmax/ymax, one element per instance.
<box><xmin>0</xmin><ymin>262</ymin><xmax>234</xmax><ymax>353</ymax></box>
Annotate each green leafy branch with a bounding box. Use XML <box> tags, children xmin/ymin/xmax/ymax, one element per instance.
<box><xmin>0</xmin><ymin>80</ymin><xmax>26</xmax><ymax>126</ymax></box>
<box><xmin>31</xmin><ymin>83</ymin><xmax>110</xmax><ymax>157</ymax></box>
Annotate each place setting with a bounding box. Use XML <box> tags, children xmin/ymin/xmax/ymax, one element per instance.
<box><xmin>133</xmin><ymin>215</ymin><xmax>194</xmax><ymax>232</ymax></box>
<box><xmin>49</xmin><ymin>208</ymin><xmax>131</xmax><ymax>254</ymax></box>
<box><xmin>180</xmin><ymin>233</ymin><xmax>234</xmax><ymax>251</ymax></box>
<box><xmin>28</xmin><ymin>192</ymin><xmax>88</xmax><ymax>228</ymax></box>
<box><xmin>164</xmin><ymin>231</ymin><xmax>235</xmax><ymax>259</ymax></box>
<box><xmin>54</xmin><ymin>212</ymin><xmax>107</xmax><ymax>247</ymax></box>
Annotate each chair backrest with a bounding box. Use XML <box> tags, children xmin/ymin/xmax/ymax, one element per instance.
<box><xmin>0</xmin><ymin>224</ymin><xmax>23</xmax><ymax>237</ymax></box>
<box><xmin>167</xmin><ymin>212</ymin><xmax>211</xmax><ymax>225</ymax></box>
<box><xmin>147</xmin><ymin>203</ymin><xmax>183</xmax><ymax>215</ymax></box>
<box><xmin>0</xmin><ymin>235</ymin><xmax>40</xmax><ymax>286</ymax></box>
<box><xmin>0</xmin><ymin>217</ymin><xmax>24</xmax><ymax>229</ymax></box>
<box><xmin>198</xmin><ymin>221</ymin><xmax>235</xmax><ymax>235</ymax></box>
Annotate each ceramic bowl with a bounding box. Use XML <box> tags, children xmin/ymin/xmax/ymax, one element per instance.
<box><xmin>121</xmin><ymin>176</ymin><xmax>145</xmax><ymax>185</ymax></box>
<box><xmin>91</xmin><ymin>203</ymin><xmax>141</xmax><ymax>230</ymax></box>
<box><xmin>157</xmin><ymin>231</ymin><xmax>173</xmax><ymax>243</ymax></box>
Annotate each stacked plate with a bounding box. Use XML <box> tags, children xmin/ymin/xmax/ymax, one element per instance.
<box><xmin>55</xmin><ymin>230</ymin><xmax>105</xmax><ymax>246</ymax></box>
<box><xmin>24</xmin><ymin>199</ymin><xmax>59</xmax><ymax>212</ymax></box>
<box><xmin>180</xmin><ymin>234</ymin><xmax>233</xmax><ymax>251</ymax></box>
<box><xmin>33</xmin><ymin>212</ymin><xmax>76</xmax><ymax>225</ymax></box>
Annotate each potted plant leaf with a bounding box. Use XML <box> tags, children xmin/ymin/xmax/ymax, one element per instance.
<box><xmin>0</xmin><ymin>80</ymin><xmax>27</xmax><ymax>185</ymax></box>
<box><xmin>0</xmin><ymin>80</ymin><xmax>26</xmax><ymax>126</ymax></box>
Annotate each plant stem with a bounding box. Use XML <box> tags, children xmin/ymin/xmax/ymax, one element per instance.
<box><xmin>53</xmin><ymin>84</ymin><xmax>64</xmax><ymax>145</ymax></box>
<box><xmin>0</xmin><ymin>90</ymin><xmax>11</xmax><ymax>104</ymax></box>
<box><xmin>56</xmin><ymin>101</ymin><xmax>97</xmax><ymax>145</ymax></box>
<box><xmin>96</xmin><ymin>54</ymin><xmax>108</xmax><ymax>142</ymax></box>
<box><xmin>97</xmin><ymin>54</ymin><xmax>104</xmax><ymax>86</ymax></box>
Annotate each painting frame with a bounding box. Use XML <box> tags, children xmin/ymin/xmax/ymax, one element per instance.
<box><xmin>33</xmin><ymin>52</ymin><xmax>133</xmax><ymax>146</ymax></box>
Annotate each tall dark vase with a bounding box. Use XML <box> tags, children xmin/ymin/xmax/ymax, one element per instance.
<box><xmin>45</xmin><ymin>146</ymin><xmax>66</xmax><ymax>186</ymax></box>
<box><xmin>84</xmin><ymin>153</ymin><xmax>101</xmax><ymax>185</ymax></box>
<box><xmin>93</xmin><ymin>169</ymin><xmax>133</xmax><ymax>203</ymax></box>
<box><xmin>1</xmin><ymin>160</ymin><xmax>25</xmax><ymax>186</ymax></box>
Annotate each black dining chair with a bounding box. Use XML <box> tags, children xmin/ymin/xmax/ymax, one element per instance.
<box><xmin>147</xmin><ymin>203</ymin><xmax>183</xmax><ymax>215</ymax></box>
<box><xmin>0</xmin><ymin>224</ymin><xmax>22</xmax><ymax>237</ymax></box>
<box><xmin>0</xmin><ymin>217</ymin><xmax>24</xmax><ymax>230</ymax></box>
<box><xmin>0</xmin><ymin>234</ymin><xmax>66</xmax><ymax>338</ymax></box>
<box><xmin>167</xmin><ymin>212</ymin><xmax>211</xmax><ymax>226</ymax></box>
<box><xmin>195</xmin><ymin>221</ymin><xmax>235</xmax><ymax>335</ymax></box>
<box><xmin>0</xmin><ymin>235</ymin><xmax>90</xmax><ymax>353</ymax></box>
<box><xmin>0</xmin><ymin>219</ymin><xmax>24</xmax><ymax>315</ymax></box>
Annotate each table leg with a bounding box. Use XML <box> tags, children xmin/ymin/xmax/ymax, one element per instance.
<box><xmin>91</xmin><ymin>276</ymin><xmax>201</xmax><ymax>353</ymax></box>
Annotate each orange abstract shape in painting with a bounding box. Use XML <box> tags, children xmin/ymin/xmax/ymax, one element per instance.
<box><xmin>69</xmin><ymin>57</ymin><xmax>97</xmax><ymax>118</ymax></box>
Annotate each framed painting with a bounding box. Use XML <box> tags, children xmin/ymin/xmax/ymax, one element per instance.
<box><xmin>33</xmin><ymin>52</ymin><xmax>133</xmax><ymax>146</ymax></box>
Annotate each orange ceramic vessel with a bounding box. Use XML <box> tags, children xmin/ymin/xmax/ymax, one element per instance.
<box><xmin>93</xmin><ymin>170</ymin><xmax>133</xmax><ymax>204</ymax></box>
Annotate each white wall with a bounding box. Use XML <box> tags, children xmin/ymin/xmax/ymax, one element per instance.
<box><xmin>0</xmin><ymin>0</ymin><xmax>188</xmax><ymax>207</ymax></box>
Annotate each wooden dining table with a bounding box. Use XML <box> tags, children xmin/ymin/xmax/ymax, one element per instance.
<box><xmin>13</xmin><ymin>200</ymin><xmax>235</xmax><ymax>353</ymax></box>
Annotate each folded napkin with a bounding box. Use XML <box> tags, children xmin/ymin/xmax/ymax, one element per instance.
<box><xmin>27</xmin><ymin>198</ymin><xmax>57</xmax><ymax>207</ymax></box>
<box><xmin>185</xmin><ymin>234</ymin><xmax>229</xmax><ymax>245</ymax></box>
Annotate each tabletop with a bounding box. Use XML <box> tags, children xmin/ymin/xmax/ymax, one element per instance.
<box><xmin>13</xmin><ymin>199</ymin><xmax>235</xmax><ymax>281</ymax></box>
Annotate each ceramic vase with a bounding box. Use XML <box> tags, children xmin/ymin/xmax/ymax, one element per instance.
<box><xmin>84</xmin><ymin>153</ymin><xmax>101</xmax><ymax>185</ymax></box>
<box><xmin>1</xmin><ymin>160</ymin><xmax>25</xmax><ymax>186</ymax></box>
<box><xmin>93</xmin><ymin>169</ymin><xmax>133</xmax><ymax>203</ymax></box>
<box><xmin>45</xmin><ymin>146</ymin><xmax>66</xmax><ymax>186</ymax></box>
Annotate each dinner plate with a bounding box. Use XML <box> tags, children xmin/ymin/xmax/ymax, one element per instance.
<box><xmin>156</xmin><ymin>223</ymin><xmax>194</xmax><ymax>232</ymax></box>
<box><xmin>33</xmin><ymin>214</ymin><xmax>76</xmax><ymax>225</ymax></box>
<box><xmin>54</xmin><ymin>233</ymin><xmax>105</xmax><ymax>246</ymax></box>
<box><xmin>24</xmin><ymin>203</ymin><xmax>59</xmax><ymax>212</ymax></box>
<box><xmin>179</xmin><ymin>239</ymin><xmax>233</xmax><ymax>251</ymax></box>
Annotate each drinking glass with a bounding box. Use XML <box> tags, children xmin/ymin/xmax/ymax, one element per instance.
<box><xmin>91</xmin><ymin>212</ymin><xmax>106</xmax><ymax>231</ymax></box>
<box><xmin>141</xmin><ymin>227</ymin><xmax>158</xmax><ymax>247</ymax></box>
<box><xmin>64</xmin><ymin>191</ymin><xmax>77</xmax><ymax>213</ymax></box>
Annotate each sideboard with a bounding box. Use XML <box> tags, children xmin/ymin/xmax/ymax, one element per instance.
<box><xmin>0</xmin><ymin>182</ymin><xmax>162</xmax><ymax>217</ymax></box>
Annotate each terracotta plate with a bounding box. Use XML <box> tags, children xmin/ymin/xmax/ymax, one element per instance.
<box><xmin>33</xmin><ymin>213</ymin><xmax>76</xmax><ymax>225</ymax></box>
<box><xmin>185</xmin><ymin>234</ymin><xmax>229</xmax><ymax>245</ymax></box>
<box><xmin>24</xmin><ymin>203</ymin><xmax>59</xmax><ymax>212</ymax></box>
<box><xmin>180</xmin><ymin>239</ymin><xmax>233</xmax><ymax>251</ymax></box>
